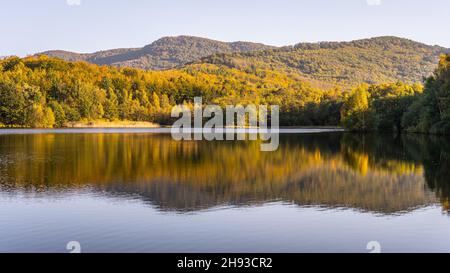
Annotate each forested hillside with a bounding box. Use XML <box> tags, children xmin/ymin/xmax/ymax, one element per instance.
<box><xmin>39</xmin><ymin>36</ymin><xmax>274</xmax><ymax>71</ymax></box>
<box><xmin>40</xmin><ymin>36</ymin><xmax>448</xmax><ymax>89</ymax></box>
<box><xmin>200</xmin><ymin>36</ymin><xmax>448</xmax><ymax>88</ymax></box>
<box><xmin>1</xmin><ymin>54</ymin><xmax>434</xmax><ymax>129</ymax></box>
<box><xmin>0</xmin><ymin>56</ymin><xmax>345</xmax><ymax>127</ymax></box>
<box><xmin>2</xmin><ymin>36</ymin><xmax>449</xmax><ymax>133</ymax></box>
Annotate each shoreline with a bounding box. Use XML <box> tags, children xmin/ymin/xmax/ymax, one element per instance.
<box><xmin>0</xmin><ymin>127</ymin><xmax>345</xmax><ymax>135</ymax></box>
<box><xmin>0</xmin><ymin>123</ymin><xmax>343</xmax><ymax>130</ymax></box>
<box><xmin>64</xmin><ymin>120</ymin><xmax>161</xmax><ymax>128</ymax></box>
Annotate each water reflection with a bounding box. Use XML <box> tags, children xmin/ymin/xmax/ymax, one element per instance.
<box><xmin>0</xmin><ymin>132</ymin><xmax>448</xmax><ymax>214</ymax></box>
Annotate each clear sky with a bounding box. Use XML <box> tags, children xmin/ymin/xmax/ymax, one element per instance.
<box><xmin>1</xmin><ymin>0</ymin><xmax>449</xmax><ymax>56</ymax></box>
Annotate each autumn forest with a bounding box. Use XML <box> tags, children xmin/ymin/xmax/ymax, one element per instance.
<box><xmin>1</xmin><ymin>36</ymin><xmax>449</xmax><ymax>135</ymax></box>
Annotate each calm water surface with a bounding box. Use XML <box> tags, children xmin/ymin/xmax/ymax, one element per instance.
<box><xmin>1</xmin><ymin>129</ymin><xmax>450</xmax><ymax>253</ymax></box>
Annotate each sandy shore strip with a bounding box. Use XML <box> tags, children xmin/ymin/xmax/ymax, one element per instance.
<box><xmin>64</xmin><ymin>120</ymin><xmax>161</xmax><ymax>128</ymax></box>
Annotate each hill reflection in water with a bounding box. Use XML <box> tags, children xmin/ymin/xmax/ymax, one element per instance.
<box><xmin>0</xmin><ymin>132</ymin><xmax>449</xmax><ymax>214</ymax></box>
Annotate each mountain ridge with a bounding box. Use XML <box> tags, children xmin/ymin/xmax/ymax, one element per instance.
<box><xmin>37</xmin><ymin>35</ymin><xmax>450</xmax><ymax>87</ymax></box>
<box><xmin>38</xmin><ymin>35</ymin><xmax>275</xmax><ymax>70</ymax></box>
<box><xmin>198</xmin><ymin>36</ymin><xmax>450</xmax><ymax>87</ymax></box>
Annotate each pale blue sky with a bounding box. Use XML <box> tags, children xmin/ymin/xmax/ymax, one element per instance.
<box><xmin>1</xmin><ymin>0</ymin><xmax>449</xmax><ymax>56</ymax></box>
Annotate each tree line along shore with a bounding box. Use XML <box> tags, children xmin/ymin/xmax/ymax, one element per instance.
<box><xmin>0</xmin><ymin>54</ymin><xmax>449</xmax><ymax>135</ymax></box>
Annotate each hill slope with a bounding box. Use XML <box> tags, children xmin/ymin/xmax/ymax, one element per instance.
<box><xmin>39</xmin><ymin>36</ymin><xmax>275</xmax><ymax>70</ymax></box>
<box><xmin>39</xmin><ymin>36</ymin><xmax>449</xmax><ymax>88</ymax></box>
<box><xmin>199</xmin><ymin>36</ymin><xmax>449</xmax><ymax>87</ymax></box>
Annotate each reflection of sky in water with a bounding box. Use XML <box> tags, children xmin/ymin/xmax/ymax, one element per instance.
<box><xmin>1</xmin><ymin>191</ymin><xmax>450</xmax><ymax>253</ymax></box>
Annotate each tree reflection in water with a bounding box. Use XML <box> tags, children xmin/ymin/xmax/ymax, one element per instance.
<box><xmin>0</xmin><ymin>132</ymin><xmax>448</xmax><ymax>214</ymax></box>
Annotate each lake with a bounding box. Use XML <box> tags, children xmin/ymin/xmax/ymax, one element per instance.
<box><xmin>0</xmin><ymin>129</ymin><xmax>449</xmax><ymax>253</ymax></box>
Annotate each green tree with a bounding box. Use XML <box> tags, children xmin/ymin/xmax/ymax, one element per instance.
<box><xmin>103</xmin><ymin>88</ymin><xmax>119</xmax><ymax>121</ymax></box>
<box><xmin>48</xmin><ymin>101</ymin><xmax>66</xmax><ymax>127</ymax></box>
<box><xmin>341</xmin><ymin>85</ymin><xmax>374</xmax><ymax>131</ymax></box>
<box><xmin>25</xmin><ymin>105</ymin><xmax>55</xmax><ymax>128</ymax></box>
<box><xmin>402</xmin><ymin>54</ymin><xmax>450</xmax><ymax>134</ymax></box>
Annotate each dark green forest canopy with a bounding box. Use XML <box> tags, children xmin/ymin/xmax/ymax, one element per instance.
<box><xmin>341</xmin><ymin>55</ymin><xmax>450</xmax><ymax>134</ymax></box>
